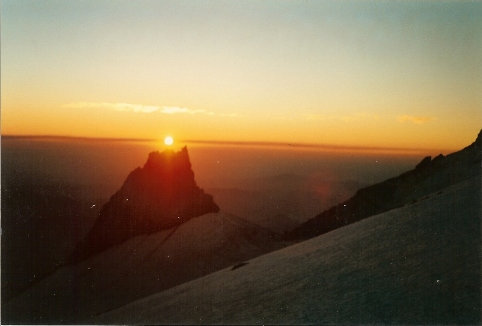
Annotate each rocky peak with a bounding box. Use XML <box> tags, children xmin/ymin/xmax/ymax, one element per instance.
<box><xmin>71</xmin><ymin>147</ymin><xmax>219</xmax><ymax>262</ymax></box>
<box><xmin>143</xmin><ymin>146</ymin><xmax>190</xmax><ymax>169</ymax></box>
<box><xmin>415</xmin><ymin>156</ymin><xmax>432</xmax><ymax>170</ymax></box>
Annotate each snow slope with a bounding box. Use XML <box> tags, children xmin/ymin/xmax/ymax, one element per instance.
<box><xmin>97</xmin><ymin>176</ymin><xmax>481</xmax><ymax>325</ymax></box>
<box><xmin>3</xmin><ymin>213</ymin><xmax>284</xmax><ymax>324</ymax></box>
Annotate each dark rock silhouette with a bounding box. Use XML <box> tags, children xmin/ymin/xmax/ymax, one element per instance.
<box><xmin>415</xmin><ymin>156</ymin><xmax>431</xmax><ymax>170</ymax></box>
<box><xmin>72</xmin><ymin>146</ymin><xmax>219</xmax><ymax>261</ymax></box>
<box><xmin>286</xmin><ymin>129</ymin><xmax>482</xmax><ymax>240</ymax></box>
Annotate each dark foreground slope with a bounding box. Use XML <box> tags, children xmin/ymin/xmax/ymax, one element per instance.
<box><xmin>97</xmin><ymin>176</ymin><xmax>481</xmax><ymax>324</ymax></box>
<box><xmin>287</xmin><ymin>130</ymin><xmax>481</xmax><ymax>240</ymax></box>
<box><xmin>3</xmin><ymin>212</ymin><xmax>282</xmax><ymax>324</ymax></box>
<box><xmin>0</xmin><ymin>174</ymin><xmax>101</xmax><ymax>302</ymax></box>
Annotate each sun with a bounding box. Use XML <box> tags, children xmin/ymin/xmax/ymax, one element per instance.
<box><xmin>164</xmin><ymin>136</ymin><xmax>174</xmax><ymax>146</ymax></box>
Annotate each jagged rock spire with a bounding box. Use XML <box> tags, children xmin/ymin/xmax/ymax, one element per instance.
<box><xmin>71</xmin><ymin>146</ymin><xmax>219</xmax><ymax>262</ymax></box>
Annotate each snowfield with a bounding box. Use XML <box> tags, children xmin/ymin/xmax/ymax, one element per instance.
<box><xmin>3</xmin><ymin>213</ymin><xmax>283</xmax><ymax>323</ymax></box>
<box><xmin>96</xmin><ymin>176</ymin><xmax>480</xmax><ymax>325</ymax></box>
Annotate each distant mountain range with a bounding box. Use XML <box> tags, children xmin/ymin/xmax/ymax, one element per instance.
<box><xmin>286</xmin><ymin>130</ymin><xmax>481</xmax><ymax>240</ymax></box>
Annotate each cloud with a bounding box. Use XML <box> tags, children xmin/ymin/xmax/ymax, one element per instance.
<box><xmin>64</xmin><ymin>102</ymin><xmax>160</xmax><ymax>113</ymax></box>
<box><xmin>397</xmin><ymin>115</ymin><xmax>434</xmax><ymax>124</ymax></box>
<box><xmin>63</xmin><ymin>102</ymin><xmax>217</xmax><ymax>116</ymax></box>
<box><xmin>160</xmin><ymin>106</ymin><xmax>214</xmax><ymax>115</ymax></box>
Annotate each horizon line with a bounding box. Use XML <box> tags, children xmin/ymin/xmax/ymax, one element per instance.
<box><xmin>1</xmin><ymin>134</ymin><xmax>451</xmax><ymax>155</ymax></box>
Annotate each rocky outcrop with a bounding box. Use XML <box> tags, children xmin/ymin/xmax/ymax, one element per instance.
<box><xmin>415</xmin><ymin>156</ymin><xmax>431</xmax><ymax>170</ymax></box>
<box><xmin>71</xmin><ymin>146</ymin><xmax>219</xmax><ymax>261</ymax></box>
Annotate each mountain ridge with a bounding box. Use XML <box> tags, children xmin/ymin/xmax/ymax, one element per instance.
<box><xmin>286</xmin><ymin>129</ymin><xmax>481</xmax><ymax>240</ymax></box>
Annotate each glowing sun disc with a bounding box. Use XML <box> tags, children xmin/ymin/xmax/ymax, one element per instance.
<box><xmin>164</xmin><ymin>136</ymin><xmax>174</xmax><ymax>146</ymax></box>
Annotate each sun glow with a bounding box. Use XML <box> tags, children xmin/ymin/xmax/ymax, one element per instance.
<box><xmin>164</xmin><ymin>136</ymin><xmax>174</xmax><ymax>146</ymax></box>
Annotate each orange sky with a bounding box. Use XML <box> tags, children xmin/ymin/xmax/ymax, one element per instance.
<box><xmin>2</xmin><ymin>1</ymin><xmax>481</xmax><ymax>152</ymax></box>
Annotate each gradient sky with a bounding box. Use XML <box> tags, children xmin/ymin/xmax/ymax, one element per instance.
<box><xmin>2</xmin><ymin>0</ymin><xmax>481</xmax><ymax>151</ymax></box>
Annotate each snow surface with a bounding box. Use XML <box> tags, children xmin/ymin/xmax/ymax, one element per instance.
<box><xmin>97</xmin><ymin>176</ymin><xmax>481</xmax><ymax>325</ymax></box>
<box><xmin>3</xmin><ymin>213</ymin><xmax>284</xmax><ymax>323</ymax></box>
